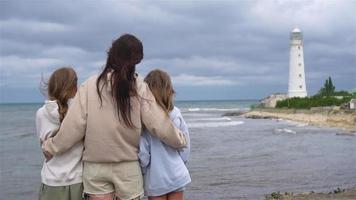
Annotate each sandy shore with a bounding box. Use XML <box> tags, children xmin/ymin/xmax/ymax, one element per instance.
<box><xmin>265</xmin><ymin>188</ymin><xmax>356</xmax><ymax>200</ymax></box>
<box><xmin>239</xmin><ymin>108</ymin><xmax>356</xmax><ymax>132</ymax></box>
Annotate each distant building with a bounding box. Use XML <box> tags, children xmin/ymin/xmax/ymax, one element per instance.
<box><xmin>288</xmin><ymin>27</ymin><xmax>307</xmax><ymax>98</ymax></box>
<box><xmin>350</xmin><ymin>99</ymin><xmax>356</xmax><ymax>109</ymax></box>
<box><xmin>261</xmin><ymin>93</ymin><xmax>288</xmax><ymax>108</ymax></box>
<box><xmin>350</xmin><ymin>88</ymin><xmax>356</xmax><ymax>95</ymax></box>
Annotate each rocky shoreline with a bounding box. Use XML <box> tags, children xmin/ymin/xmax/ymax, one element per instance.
<box><xmin>265</xmin><ymin>188</ymin><xmax>356</xmax><ymax>200</ymax></box>
<box><xmin>231</xmin><ymin>108</ymin><xmax>356</xmax><ymax>132</ymax></box>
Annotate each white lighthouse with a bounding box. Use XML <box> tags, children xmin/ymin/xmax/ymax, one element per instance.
<box><xmin>288</xmin><ymin>27</ymin><xmax>307</xmax><ymax>97</ymax></box>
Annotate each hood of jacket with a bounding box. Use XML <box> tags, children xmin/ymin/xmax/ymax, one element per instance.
<box><xmin>43</xmin><ymin>100</ymin><xmax>60</xmax><ymax>125</ymax></box>
<box><xmin>43</xmin><ymin>99</ymin><xmax>73</xmax><ymax>125</ymax></box>
<box><xmin>169</xmin><ymin>106</ymin><xmax>180</xmax><ymax>121</ymax></box>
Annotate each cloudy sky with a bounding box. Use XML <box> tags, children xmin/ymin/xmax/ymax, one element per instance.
<box><xmin>0</xmin><ymin>0</ymin><xmax>355</xmax><ymax>102</ymax></box>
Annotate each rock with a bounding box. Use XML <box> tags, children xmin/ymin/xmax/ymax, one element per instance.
<box><xmin>245</xmin><ymin>115</ymin><xmax>274</xmax><ymax>119</ymax></box>
<box><xmin>222</xmin><ymin>110</ymin><xmax>249</xmax><ymax>116</ymax></box>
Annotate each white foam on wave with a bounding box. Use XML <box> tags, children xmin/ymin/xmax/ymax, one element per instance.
<box><xmin>188</xmin><ymin>108</ymin><xmax>200</xmax><ymax>112</ymax></box>
<box><xmin>275</xmin><ymin>128</ymin><xmax>297</xmax><ymax>134</ymax></box>
<box><xmin>186</xmin><ymin>108</ymin><xmax>245</xmax><ymax>112</ymax></box>
<box><xmin>188</xmin><ymin>121</ymin><xmax>244</xmax><ymax>128</ymax></box>
<box><xmin>188</xmin><ymin>117</ymin><xmax>232</xmax><ymax>122</ymax></box>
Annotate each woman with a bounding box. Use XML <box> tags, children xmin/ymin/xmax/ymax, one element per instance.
<box><xmin>42</xmin><ymin>34</ymin><xmax>187</xmax><ymax>200</ymax></box>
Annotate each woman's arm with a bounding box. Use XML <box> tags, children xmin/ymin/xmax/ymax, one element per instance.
<box><xmin>139</xmin><ymin>82</ymin><xmax>186</xmax><ymax>149</ymax></box>
<box><xmin>42</xmin><ymin>83</ymin><xmax>88</xmax><ymax>156</ymax></box>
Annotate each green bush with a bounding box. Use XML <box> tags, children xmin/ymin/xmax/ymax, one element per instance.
<box><xmin>276</xmin><ymin>96</ymin><xmax>351</xmax><ymax>109</ymax></box>
<box><xmin>333</xmin><ymin>90</ymin><xmax>352</xmax><ymax>97</ymax></box>
<box><xmin>274</xmin><ymin>76</ymin><xmax>354</xmax><ymax>109</ymax></box>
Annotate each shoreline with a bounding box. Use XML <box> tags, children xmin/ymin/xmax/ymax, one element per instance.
<box><xmin>226</xmin><ymin>108</ymin><xmax>356</xmax><ymax>132</ymax></box>
<box><xmin>265</xmin><ymin>188</ymin><xmax>356</xmax><ymax>200</ymax></box>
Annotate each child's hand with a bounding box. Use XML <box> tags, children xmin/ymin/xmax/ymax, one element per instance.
<box><xmin>42</xmin><ymin>149</ymin><xmax>53</xmax><ymax>162</ymax></box>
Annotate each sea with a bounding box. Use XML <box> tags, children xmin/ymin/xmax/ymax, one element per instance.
<box><xmin>1</xmin><ymin>100</ymin><xmax>356</xmax><ymax>200</ymax></box>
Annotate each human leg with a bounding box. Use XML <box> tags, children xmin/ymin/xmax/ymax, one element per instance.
<box><xmin>148</xmin><ymin>195</ymin><xmax>168</xmax><ymax>200</ymax></box>
<box><xmin>167</xmin><ymin>191</ymin><xmax>183</xmax><ymax>200</ymax></box>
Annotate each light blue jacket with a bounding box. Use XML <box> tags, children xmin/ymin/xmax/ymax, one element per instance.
<box><xmin>139</xmin><ymin>106</ymin><xmax>191</xmax><ymax>196</ymax></box>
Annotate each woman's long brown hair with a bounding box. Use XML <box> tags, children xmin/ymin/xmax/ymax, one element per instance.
<box><xmin>48</xmin><ymin>67</ymin><xmax>78</xmax><ymax>122</ymax></box>
<box><xmin>96</xmin><ymin>34</ymin><xmax>143</xmax><ymax>128</ymax></box>
<box><xmin>144</xmin><ymin>69</ymin><xmax>175</xmax><ymax>114</ymax></box>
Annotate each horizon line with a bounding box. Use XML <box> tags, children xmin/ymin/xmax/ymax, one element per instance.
<box><xmin>0</xmin><ymin>99</ymin><xmax>260</xmax><ymax>105</ymax></box>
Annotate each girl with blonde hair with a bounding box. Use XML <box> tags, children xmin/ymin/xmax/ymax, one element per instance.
<box><xmin>139</xmin><ymin>69</ymin><xmax>191</xmax><ymax>200</ymax></box>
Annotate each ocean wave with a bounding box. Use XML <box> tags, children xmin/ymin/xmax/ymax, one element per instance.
<box><xmin>275</xmin><ymin>128</ymin><xmax>297</xmax><ymax>134</ymax></box>
<box><xmin>186</xmin><ymin>108</ymin><xmax>246</xmax><ymax>112</ymax></box>
<box><xmin>336</xmin><ymin>132</ymin><xmax>356</xmax><ymax>136</ymax></box>
<box><xmin>182</xmin><ymin>113</ymin><xmax>213</xmax><ymax>117</ymax></box>
<box><xmin>188</xmin><ymin>117</ymin><xmax>232</xmax><ymax>122</ymax></box>
<box><xmin>188</xmin><ymin>121</ymin><xmax>244</xmax><ymax>128</ymax></box>
<box><xmin>188</xmin><ymin>108</ymin><xmax>200</xmax><ymax>112</ymax></box>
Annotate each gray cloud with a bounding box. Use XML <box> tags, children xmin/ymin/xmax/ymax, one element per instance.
<box><xmin>0</xmin><ymin>0</ymin><xmax>355</xmax><ymax>102</ymax></box>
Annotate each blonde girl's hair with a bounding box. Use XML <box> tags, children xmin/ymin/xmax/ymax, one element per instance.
<box><xmin>144</xmin><ymin>69</ymin><xmax>175</xmax><ymax>114</ymax></box>
<box><xmin>48</xmin><ymin>67</ymin><xmax>78</xmax><ymax>122</ymax></box>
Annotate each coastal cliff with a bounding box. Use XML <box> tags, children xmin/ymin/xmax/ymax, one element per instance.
<box><xmin>242</xmin><ymin>108</ymin><xmax>356</xmax><ymax>131</ymax></box>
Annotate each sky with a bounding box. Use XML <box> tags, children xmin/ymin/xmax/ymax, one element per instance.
<box><xmin>0</xmin><ymin>0</ymin><xmax>355</xmax><ymax>103</ymax></box>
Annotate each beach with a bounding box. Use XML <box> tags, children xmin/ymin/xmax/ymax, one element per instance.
<box><xmin>1</xmin><ymin>101</ymin><xmax>356</xmax><ymax>200</ymax></box>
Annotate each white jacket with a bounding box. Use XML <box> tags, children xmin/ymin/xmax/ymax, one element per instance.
<box><xmin>35</xmin><ymin>100</ymin><xmax>83</xmax><ymax>186</ymax></box>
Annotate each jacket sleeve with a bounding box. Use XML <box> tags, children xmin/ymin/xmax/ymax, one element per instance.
<box><xmin>42</xmin><ymin>83</ymin><xmax>87</xmax><ymax>155</ymax></box>
<box><xmin>138</xmin><ymin>132</ymin><xmax>150</xmax><ymax>173</ymax></box>
<box><xmin>139</xmin><ymin>82</ymin><xmax>187</xmax><ymax>149</ymax></box>
<box><xmin>35</xmin><ymin>109</ymin><xmax>42</xmax><ymax>138</ymax></box>
<box><xmin>174</xmin><ymin>112</ymin><xmax>191</xmax><ymax>163</ymax></box>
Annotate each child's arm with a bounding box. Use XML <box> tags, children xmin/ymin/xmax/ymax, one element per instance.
<box><xmin>173</xmin><ymin>112</ymin><xmax>190</xmax><ymax>164</ymax></box>
<box><xmin>138</xmin><ymin>132</ymin><xmax>151</xmax><ymax>174</ymax></box>
<box><xmin>42</xmin><ymin>83</ymin><xmax>87</xmax><ymax>156</ymax></box>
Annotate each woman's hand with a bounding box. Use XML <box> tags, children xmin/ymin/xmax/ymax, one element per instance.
<box><xmin>41</xmin><ymin>138</ymin><xmax>54</xmax><ymax>162</ymax></box>
<box><xmin>42</xmin><ymin>149</ymin><xmax>53</xmax><ymax>162</ymax></box>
